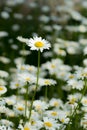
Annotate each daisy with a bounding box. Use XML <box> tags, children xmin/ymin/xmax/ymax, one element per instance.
<box><xmin>81</xmin><ymin>114</ymin><xmax>87</xmax><ymax>129</ymax></box>
<box><xmin>17</xmin><ymin>36</ymin><xmax>29</xmax><ymax>43</ymax></box>
<box><xmin>26</xmin><ymin>36</ymin><xmax>51</xmax><ymax>52</ymax></box>
<box><xmin>0</xmin><ymin>119</ymin><xmax>14</xmax><ymax>128</ymax></box>
<box><xmin>0</xmin><ymin>70</ymin><xmax>9</xmax><ymax>78</ymax></box>
<box><xmin>43</xmin><ymin>117</ymin><xmax>60</xmax><ymax>130</ymax></box>
<box><xmin>0</xmin><ymin>56</ymin><xmax>10</xmax><ymax>64</ymax></box>
<box><xmin>58</xmin><ymin>111</ymin><xmax>69</xmax><ymax>124</ymax></box>
<box><xmin>19</xmin><ymin>50</ymin><xmax>31</xmax><ymax>56</ymax></box>
<box><xmin>18</xmin><ymin>72</ymin><xmax>36</xmax><ymax>84</ymax></box>
<box><xmin>44</xmin><ymin>110</ymin><xmax>58</xmax><ymax>119</ymax></box>
<box><xmin>30</xmin><ymin>118</ymin><xmax>43</xmax><ymax>129</ymax></box>
<box><xmin>18</xmin><ymin>122</ymin><xmax>37</xmax><ymax>130</ymax></box>
<box><xmin>5</xmin><ymin>97</ymin><xmax>16</xmax><ymax>106</ymax></box>
<box><xmin>0</xmin><ymin>86</ymin><xmax>7</xmax><ymax>95</ymax></box>
<box><xmin>81</xmin><ymin>97</ymin><xmax>87</xmax><ymax>106</ymax></box>
<box><xmin>33</xmin><ymin>100</ymin><xmax>48</xmax><ymax>111</ymax></box>
<box><xmin>41</xmin><ymin>78</ymin><xmax>56</xmax><ymax>86</ymax></box>
<box><xmin>49</xmin><ymin>98</ymin><xmax>63</xmax><ymax>108</ymax></box>
<box><xmin>67</xmin><ymin>79</ymin><xmax>84</xmax><ymax>90</ymax></box>
<box><xmin>0</xmin><ymin>79</ymin><xmax>7</xmax><ymax>86</ymax></box>
<box><xmin>14</xmin><ymin>103</ymin><xmax>25</xmax><ymax>115</ymax></box>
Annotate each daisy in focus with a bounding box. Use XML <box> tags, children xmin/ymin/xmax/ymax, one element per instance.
<box><xmin>17</xmin><ymin>36</ymin><xmax>51</xmax><ymax>52</ymax></box>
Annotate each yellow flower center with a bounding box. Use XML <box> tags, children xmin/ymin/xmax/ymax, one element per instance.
<box><xmin>24</xmin><ymin>127</ymin><xmax>30</xmax><ymax>130</ymax></box>
<box><xmin>44</xmin><ymin>122</ymin><xmax>52</xmax><ymax>127</ymax></box>
<box><xmin>18</xmin><ymin>106</ymin><xmax>24</xmax><ymax>111</ymax></box>
<box><xmin>44</xmin><ymin>80</ymin><xmax>50</xmax><ymax>85</ymax></box>
<box><xmin>51</xmin><ymin>64</ymin><xmax>56</xmax><ymax>68</ymax></box>
<box><xmin>35</xmin><ymin>41</ymin><xmax>44</xmax><ymax>48</ymax></box>
<box><xmin>81</xmin><ymin>73</ymin><xmax>87</xmax><ymax>77</ymax></box>
<box><xmin>83</xmin><ymin>121</ymin><xmax>87</xmax><ymax>125</ymax></box>
<box><xmin>69</xmin><ymin>98</ymin><xmax>76</xmax><ymax>104</ymax></box>
<box><xmin>36</xmin><ymin>105</ymin><xmax>41</xmax><ymax>110</ymax></box>
<box><xmin>60</xmin><ymin>72</ymin><xmax>65</xmax><ymax>76</ymax></box>
<box><xmin>84</xmin><ymin>100</ymin><xmax>87</xmax><ymax>104</ymax></box>
<box><xmin>21</xmin><ymin>66</ymin><xmax>25</xmax><ymax>70</ymax></box>
<box><xmin>54</xmin><ymin>101</ymin><xmax>59</xmax><ymax>107</ymax></box>
<box><xmin>61</xmin><ymin>118</ymin><xmax>65</xmax><ymax>123</ymax></box>
<box><xmin>15</xmin><ymin>83</ymin><xmax>19</xmax><ymax>87</ymax></box>
<box><xmin>0</xmin><ymin>86</ymin><xmax>4</xmax><ymax>91</ymax></box>
<box><xmin>28</xmin><ymin>67</ymin><xmax>33</xmax><ymax>71</ymax></box>
<box><xmin>69</xmin><ymin>75</ymin><xmax>74</xmax><ymax>79</ymax></box>
<box><xmin>25</xmin><ymin>77</ymin><xmax>31</xmax><ymax>81</ymax></box>
<box><xmin>31</xmin><ymin>120</ymin><xmax>36</xmax><ymax>125</ymax></box>
<box><xmin>51</xmin><ymin>111</ymin><xmax>57</xmax><ymax>116</ymax></box>
<box><xmin>58</xmin><ymin>49</ymin><xmax>64</xmax><ymax>53</ymax></box>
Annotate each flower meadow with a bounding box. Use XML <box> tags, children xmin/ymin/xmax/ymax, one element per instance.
<box><xmin>0</xmin><ymin>0</ymin><xmax>87</xmax><ymax>130</ymax></box>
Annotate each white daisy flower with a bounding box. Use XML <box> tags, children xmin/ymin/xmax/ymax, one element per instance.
<box><xmin>44</xmin><ymin>110</ymin><xmax>58</xmax><ymax>119</ymax></box>
<box><xmin>40</xmin><ymin>78</ymin><xmax>56</xmax><ymax>86</ymax></box>
<box><xmin>0</xmin><ymin>70</ymin><xmax>9</xmax><ymax>78</ymax></box>
<box><xmin>17</xmin><ymin>36</ymin><xmax>29</xmax><ymax>43</ymax></box>
<box><xmin>14</xmin><ymin>103</ymin><xmax>25</xmax><ymax>115</ymax></box>
<box><xmin>0</xmin><ymin>86</ymin><xmax>7</xmax><ymax>95</ymax></box>
<box><xmin>30</xmin><ymin>118</ymin><xmax>43</xmax><ymax>129</ymax></box>
<box><xmin>0</xmin><ymin>119</ymin><xmax>14</xmax><ymax>127</ymax></box>
<box><xmin>19</xmin><ymin>122</ymin><xmax>37</xmax><ymax>130</ymax></box>
<box><xmin>81</xmin><ymin>114</ymin><xmax>87</xmax><ymax>129</ymax></box>
<box><xmin>49</xmin><ymin>98</ymin><xmax>63</xmax><ymax>108</ymax></box>
<box><xmin>67</xmin><ymin>79</ymin><xmax>84</xmax><ymax>90</ymax></box>
<box><xmin>81</xmin><ymin>97</ymin><xmax>87</xmax><ymax>106</ymax></box>
<box><xmin>33</xmin><ymin>100</ymin><xmax>48</xmax><ymax>111</ymax></box>
<box><xmin>18</xmin><ymin>72</ymin><xmax>36</xmax><ymax>84</ymax></box>
<box><xmin>58</xmin><ymin>111</ymin><xmax>69</xmax><ymax>124</ymax></box>
<box><xmin>0</xmin><ymin>79</ymin><xmax>7</xmax><ymax>86</ymax></box>
<box><xmin>26</xmin><ymin>36</ymin><xmax>51</xmax><ymax>52</ymax></box>
<box><xmin>5</xmin><ymin>97</ymin><xmax>16</xmax><ymax>105</ymax></box>
<box><xmin>0</xmin><ymin>56</ymin><xmax>10</xmax><ymax>64</ymax></box>
<box><xmin>43</xmin><ymin>117</ymin><xmax>60</xmax><ymax>130</ymax></box>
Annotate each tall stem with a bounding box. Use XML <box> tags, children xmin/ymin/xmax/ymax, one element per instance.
<box><xmin>25</xmin><ymin>83</ymin><xmax>28</xmax><ymax>121</ymax></box>
<box><xmin>29</xmin><ymin>50</ymin><xmax>40</xmax><ymax>121</ymax></box>
<box><xmin>45</xmin><ymin>86</ymin><xmax>48</xmax><ymax>102</ymax></box>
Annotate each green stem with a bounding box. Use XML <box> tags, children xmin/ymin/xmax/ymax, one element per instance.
<box><xmin>29</xmin><ymin>50</ymin><xmax>40</xmax><ymax>121</ymax></box>
<box><xmin>66</xmin><ymin>78</ymin><xmax>87</xmax><ymax>130</ymax></box>
<box><xmin>45</xmin><ymin>86</ymin><xmax>48</xmax><ymax>102</ymax></box>
<box><xmin>16</xmin><ymin>87</ymin><xmax>19</xmax><ymax>103</ymax></box>
<box><xmin>25</xmin><ymin>83</ymin><xmax>29</xmax><ymax>120</ymax></box>
<box><xmin>22</xmin><ymin>43</ymin><xmax>25</xmax><ymax>64</ymax></box>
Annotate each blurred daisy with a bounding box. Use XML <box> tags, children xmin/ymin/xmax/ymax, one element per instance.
<box><xmin>0</xmin><ymin>56</ymin><xmax>10</xmax><ymax>64</ymax></box>
<box><xmin>81</xmin><ymin>97</ymin><xmax>87</xmax><ymax>106</ymax></box>
<box><xmin>0</xmin><ymin>70</ymin><xmax>9</xmax><ymax>78</ymax></box>
<box><xmin>81</xmin><ymin>114</ymin><xmax>87</xmax><ymax>129</ymax></box>
<box><xmin>43</xmin><ymin>117</ymin><xmax>60</xmax><ymax>130</ymax></box>
<box><xmin>40</xmin><ymin>78</ymin><xmax>56</xmax><ymax>86</ymax></box>
<box><xmin>18</xmin><ymin>122</ymin><xmax>37</xmax><ymax>130</ymax></box>
<box><xmin>49</xmin><ymin>98</ymin><xmax>63</xmax><ymax>108</ymax></box>
<box><xmin>19</xmin><ymin>50</ymin><xmax>31</xmax><ymax>56</ymax></box>
<box><xmin>58</xmin><ymin>112</ymin><xmax>69</xmax><ymax>124</ymax></box>
<box><xmin>44</xmin><ymin>110</ymin><xmax>58</xmax><ymax>119</ymax></box>
<box><xmin>17</xmin><ymin>36</ymin><xmax>29</xmax><ymax>43</ymax></box>
<box><xmin>83</xmin><ymin>46</ymin><xmax>87</xmax><ymax>55</ymax></box>
<box><xmin>14</xmin><ymin>103</ymin><xmax>25</xmax><ymax>115</ymax></box>
<box><xmin>18</xmin><ymin>72</ymin><xmax>35</xmax><ymax>84</ymax></box>
<box><xmin>0</xmin><ymin>86</ymin><xmax>7</xmax><ymax>95</ymax></box>
<box><xmin>67</xmin><ymin>79</ymin><xmax>84</xmax><ymax>90</ymax></box>
<box><xmin>33</xmin><ymin>100</ymin><xmax>48</xmax><ymax>111</ymax></box>
<box><xmin>0</xmin><ymin>119</ymin><xmax>14</xmax><ymax>128</ymax></box>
